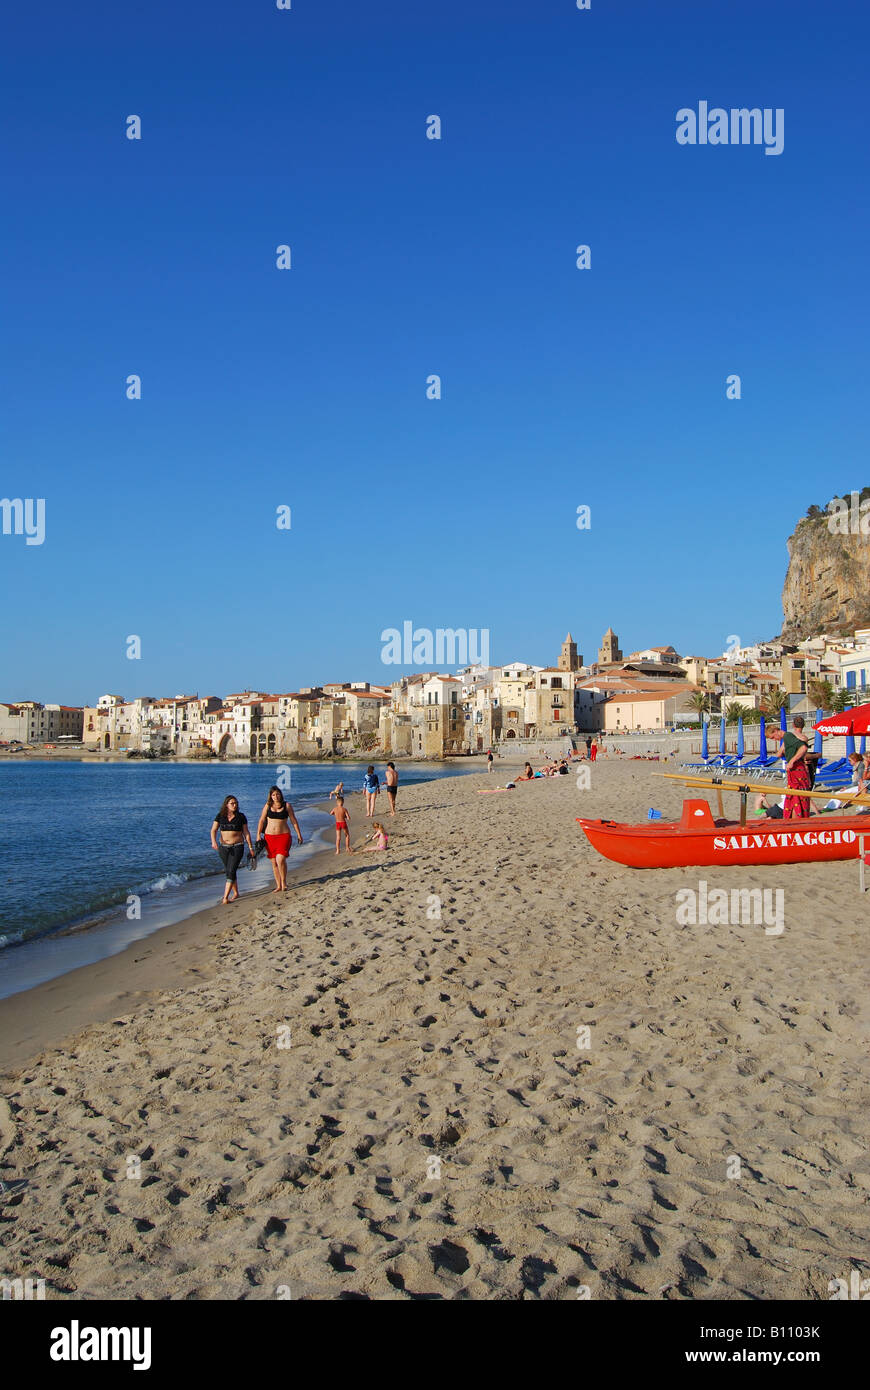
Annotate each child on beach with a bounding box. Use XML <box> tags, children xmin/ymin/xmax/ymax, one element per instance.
<box><xmin>329</xmin><ymin>796</ymin><xmax>352</xmax><ymax>853</ymax></box>
<box><xmin>329</xmin><ymin>781</ymin><xmax>344</xmax><ymax>800</ymax></box>
<box><xmin>361</xmin><ymin>822</ymin><xmax>389</xmax><ymax>851</ymax></box>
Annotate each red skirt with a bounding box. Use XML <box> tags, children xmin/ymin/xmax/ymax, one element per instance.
<box><xmin>265</xmin><ymin>832</ymin><xmax>291</xmax><ymax>859</ymax></box>
<box><xmin>783</xmin><ymin>762</ymin><xmax>811</xmax><ymax>819</ymax></box>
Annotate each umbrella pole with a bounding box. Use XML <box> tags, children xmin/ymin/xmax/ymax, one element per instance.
<box><xmin>739</xmin><ymin>788</ymin><xmax>748</xmax><ymax>825</ymax></box>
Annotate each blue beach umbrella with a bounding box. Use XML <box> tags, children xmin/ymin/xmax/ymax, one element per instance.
<box><xmin>759</xmin><ymin>714</ymin><xmax>767</xmax><ymax>759</ymax></box>
<box><xmin>701</xmin><ymin>719</ymin><xmax>709</xmax><ymax>761</ymax></box>
<box><xmin>719</xmin><ymin>714</ymin><xmax>727</xmax><ymax>755</ymax></box>
<box><xmin>779</xmin><ymin>704</ymin><xmax>788</xmax><ymax>767</ymax></box>
<box><xmin>736</xmin><ymin>716</ymin><xmax>745</xmax><ymax>759</ymax></box>
<box><xmin>813</xmin><ymin>719</ymin><xmax>823</xmax><ymax>756</ymax></box>
<box><xmin>861</xmin><ymin>734</ymin><xmax>867</xmax><ymax>757</ymax></box>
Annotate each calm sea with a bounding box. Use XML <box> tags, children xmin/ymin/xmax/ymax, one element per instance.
<box><xmin>0</xmin><ymin>760</ymin><xmax>472</xmax><ymax>999</ymax></box>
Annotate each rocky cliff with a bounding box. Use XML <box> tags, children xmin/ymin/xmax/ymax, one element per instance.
<box><xmin>781</xmin><ymin>507</ymin><xmax>870</xmax><ymax>641</ymax></box>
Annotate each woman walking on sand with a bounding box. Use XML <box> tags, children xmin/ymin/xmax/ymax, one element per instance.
<box><xmin>257</xmin><ymin>785</ymin><xmax>303</xmax><ymax>893</ymax></box>
<box><xmin>211</xmin><ymin>795</ymin><xmax>256</xmax><ymax>904</ymax></box>
<box><xmin>363</xmin><ymin>764</ymin><xmax>380</xmax><ymax>817</ymax></box>
<box><xmin>384</xmin><ymin>761</ymin><xmax>398</xmax><ymax>815</ymax></box>
<box><xmin>775</xmin><ymin>716</ymin><xmax>811</xmax><ymax>819</ymax></box>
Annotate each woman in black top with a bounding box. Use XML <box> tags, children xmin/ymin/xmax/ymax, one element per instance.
<box><xmin>210</xmin><ymin>795</ymin><xmax>255</xmax><ymax>903</ymax></box>
<box><xmin>256</xmin><ymin>785</ymin><xmax>303</xmax><ymax>894</ymax></box>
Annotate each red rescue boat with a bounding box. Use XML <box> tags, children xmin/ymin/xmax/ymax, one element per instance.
<box><xmin>578</xmin><ymin>798</ymin><xmax>870</xmax><ymax>869</ymax></box>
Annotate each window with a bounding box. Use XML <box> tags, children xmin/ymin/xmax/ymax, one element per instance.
<box><xmin>553</xmin><ymin>709</ymin><xmax>560</xmax><ymax>720</ymax></box>
<box><xmin>847</xmin><ymin>671</ymin><xmax>857</xmax><ymax>688</ymax></box>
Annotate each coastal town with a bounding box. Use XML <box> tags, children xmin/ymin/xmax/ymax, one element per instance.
<box><xmin>3</xmin><ymin>624</ymin><xmax>870</xmax><ymax>760</ymax></box>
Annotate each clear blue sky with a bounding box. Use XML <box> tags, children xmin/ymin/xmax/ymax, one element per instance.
<box><xmin>1</xmin><ymin>0</ymin><xmax>867</xmax><ymax>704</ymax></box>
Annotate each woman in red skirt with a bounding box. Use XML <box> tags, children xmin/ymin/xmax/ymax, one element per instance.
<box><xmin>777</xmin><ymin>715</ymin><xmax>811</xmax><ymax>819</ymax></box>
<box><xmin>257</xmin><ymin>785</ymin><xmax>303</xmax><ymax>893</ymax></box>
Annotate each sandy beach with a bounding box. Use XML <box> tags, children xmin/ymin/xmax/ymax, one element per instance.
<box><xmin>1</xmin><ymin>758</ymin><xmax>868</xmax><ymax>1300</ymax></box>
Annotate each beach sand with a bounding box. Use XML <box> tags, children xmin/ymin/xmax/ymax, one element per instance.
<box><xmin>1</xmin><ymin>759</ymin><xmax>868</xmax><ymax>1300</ymax></box>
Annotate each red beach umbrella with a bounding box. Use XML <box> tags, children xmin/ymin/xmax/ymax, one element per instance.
<box><xmin>813</xmin><ymin>707</ymin><xmax>870</xmax><ymax>737</ymax></box>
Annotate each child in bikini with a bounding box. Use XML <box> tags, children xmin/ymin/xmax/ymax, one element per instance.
<box><xmin>361</xmin><ymin>821</ymin><xmax>389</xmax><ymax>852</ymax></box>
<box><xmin>329</xmin><ymin>781</ymin><xmax>344</xmax><ymax>800</ymax></box>
<box><xmin>329</xmin><ymin>796</ymin><xmax>352</xmax><ymax>854</ymax></box>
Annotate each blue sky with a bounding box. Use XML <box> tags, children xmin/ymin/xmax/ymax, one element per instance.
<box><xmin>1</xmin><ymin>0</ymin><xmax>868</xmax><ymax>704</ymax></box>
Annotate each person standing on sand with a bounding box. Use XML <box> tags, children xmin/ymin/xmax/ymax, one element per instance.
<box><xmin>363</xmin><ymin>764</ymin><xmax>380</xmax><ymax>817</ymax></box>
<box><xmin>487</xmin><ymin>750</ymin><xmax>493</xmax><ymax>772</ymax></box>
<box><xmin>384</xmin><ymin>761</ymin><xmax>398</xmax><ymax>815</ymax></box>
<box><xmin>257</xmin><ymin>785</ymin><xmax>303</xmax><ymax>893</ymax></box>
<box><xmin>329</xmin><ymin>795</ymin><xmax>352</xmax><ymax>853</ymax></box>
<box><xmin>774</xmin><ymin>716</ymin><xmax>811</xmax><ymax>819</ymax></box>
<box><xmin>211</xmin><ymin>795</ymin><xmax>255</xmax><ymax>904</ymax></box>
<box><xmin>585</xmin><ymin>735</ymin><xmax>592</xmax><ymax>759</ymax></box>
<box><xmin>590</xmin><ymin>738</ymin><xmax>598</xmax><ymax>762</ymax></box>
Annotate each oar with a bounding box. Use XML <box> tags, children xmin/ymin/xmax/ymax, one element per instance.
<box><xmin>653</xmin><ymin>771</ymin><xmax>870</xmax><ymax>808</ymax></box>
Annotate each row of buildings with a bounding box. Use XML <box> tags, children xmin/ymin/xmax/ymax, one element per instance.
<box><xmin>4</xmin><ymin>626</ymin><xmax>870</xmax><ymax>759</ymax></box>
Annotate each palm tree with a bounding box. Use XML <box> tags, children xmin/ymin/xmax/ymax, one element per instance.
<box><xmin>688</xmin><ymin>691</ymin><xmax>709</xmax><ymax>724</ymax></box>
<box><xmin>760</xmin><ymin>686</ymin><xmax>789</xmax><ymax>718</ymax></box>
<box><xmin>724</xmin><ymin>701</ymin><xmax>753</xmax><ymax>724</ymax></box>
<box><xmin>807</xmin><ymin>678</ymin><xmax>834</xmax><ymax>711</ymax></box>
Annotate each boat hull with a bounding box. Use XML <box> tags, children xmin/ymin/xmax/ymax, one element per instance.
<box><xmin>578</xmin><ymin>814</ymin><xmax>870</xmax><ymax>869</ymax></box>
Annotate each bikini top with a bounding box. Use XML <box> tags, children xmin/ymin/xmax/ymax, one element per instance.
<box><xmin>265</xmin><ymin>804</ymin><xmax>289</xmax><ymax>819</ymax></box>
<box><xmin>216</xmin><ymin>811</ymin><xmax>247</xmax><ymax>831</ymax></box>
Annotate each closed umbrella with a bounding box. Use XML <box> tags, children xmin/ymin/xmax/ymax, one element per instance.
<box><xmin>813</xmin><ymin>715</ymin><xmax>823</xmax><ymax>756</ymax></box>
<box><xmin>719</xmin><ymin>714</ymin><xmax>727</xmax><ymax>756</ymax></box>
<box><xmin>701</xmin><ymin>719</ymin><xmax>709</xmax><ymax>761</ymax></box>
<box><xmin>861</xmin><ymin>735</ymin><xmax>867</xmax><ymax>757</ymax></box>
<box><xmin>736</xmin><ymin>716</ymin><xmax>744</xmax><ymax>759</ymax></box>
<box><xmin>779</xmin><ymin>704</ymin><xmax>788</xmax><ymax>768</ymax></box>
<box><xmin>759</xmin><ymin>714</ymin><xmax>767</xmax><ymax>760</ymax></box>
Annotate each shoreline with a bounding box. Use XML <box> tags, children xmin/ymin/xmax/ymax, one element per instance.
<box><xmin>0</xmin><ymin>768</ymin><xmax>471</xmax><ymax>1074</ymax></box>
<box><xmin>0</xmin><ymin>759</ymin><xmax>483</xmax><ymax>1002</ymax></box>
<box><xmin>0</xmin><ymin>795</ymin><xmax>350</xmax><ymax>1075</ymax></box>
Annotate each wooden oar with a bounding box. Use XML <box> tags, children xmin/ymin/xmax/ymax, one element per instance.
<box><xmin>653</xmin><ymin>771</ymin><xmax>870</xmax><ymax>810</ymax></box>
